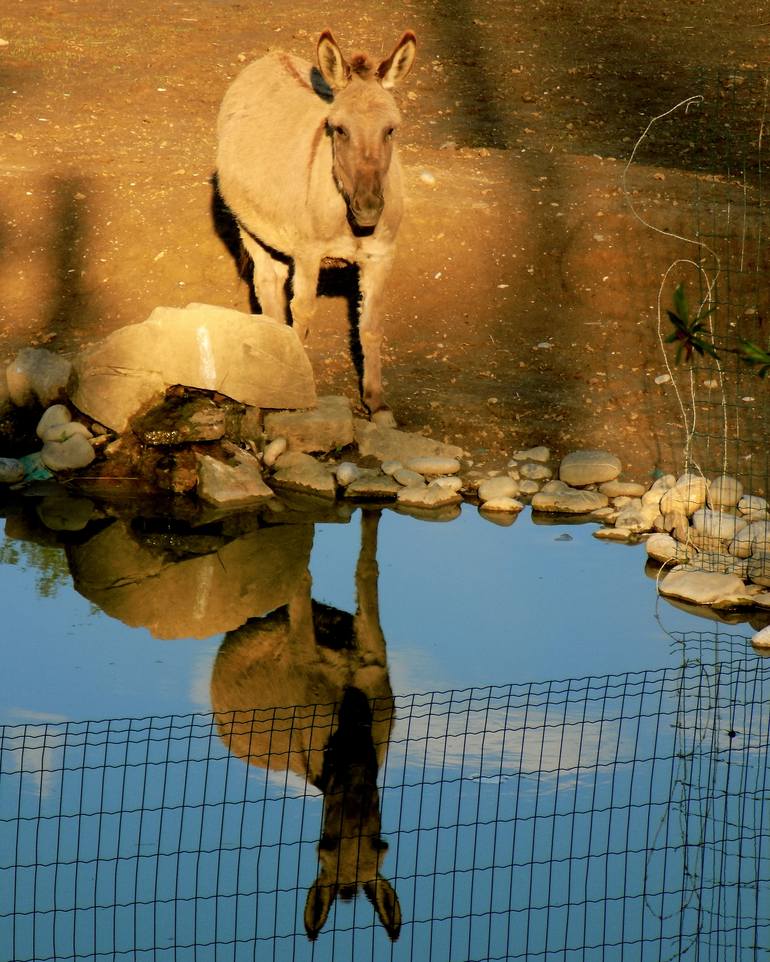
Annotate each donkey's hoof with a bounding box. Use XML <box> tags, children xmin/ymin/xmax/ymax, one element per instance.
<box><xmin>371</xmin><ymin>408</ymin><xmax>397</xmax><ymax>428</ymax></box>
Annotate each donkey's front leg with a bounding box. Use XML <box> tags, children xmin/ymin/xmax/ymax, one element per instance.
<box><xmin>290</xmin><ymin>255</ymin><xmax>321</xmax><ymax>344</ymax></box>
<box><xmin>358</xmin><ymin>255</ymin><xmax>395</xmax><ymax>426</ymax></box>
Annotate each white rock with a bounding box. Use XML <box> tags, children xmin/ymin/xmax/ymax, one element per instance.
<box><xmin>518</xmin><ymin>479</ymin><xmax>540</xmax><ymax>495</ymax></box>
<box><xmin>430</xmin><ymin>476</ymin><xmax>463</xmax><ymax>493</ymax></box>
<box><xmin>519</xmin><ymin>462</ymin><xmax>551</xmax><ymax>481</ymax></box>
<box><xmin>649</xmin><ymin>474</ymin><xmax>676</xmax><ymax>493</ymax></box>
<box><xmin>645</xmin><ymin>533</ymin><xmax>695</xmax><ymax>564</ymax></box>
<box><xmin>263</xmin><ymin>436</ymin><xmax>287</xmax><ymax>467</ymax></box>
<box><xmin>531</xmin><ymin>487</ymin><xmax>609</xmax><ymax>514</ymax></box>
<box><xmin>335</xmin><ymin>461</ymin><xmax>361</xmax><ymax>486</ymax></box>
<box><xmin>691</xmin><ymin>508</ymin><xmax>747</xmax><ymax>541</ymax></box>
<box><xmin>478</xmin><ymin>475</ymin><xmax>519</xmax><ymax>502</ymax></box>
<box><xmin>748</xmin><ymin>552</ymin><xmax>770</xmax><ymax>587</ymax></box>
<box><xmin>659</xmin><ymin>475</ymin><xmax>709</xmax><ymax>516</ymax></box>
<box><xmin>708</xmin><ymin>474</ymin><xmax>743</xmax><ymax>508</ymax></box>
<box><xmin>36</xmin><ymin>404</ymin><xmax>72</xmax><ymax>439</ymax></box>
<box><xmin>559</xmin><ymin>449</ymin><xmax>621</xmax><ymax>486</ymax></box>
<box><xmin>600</xmin><ymin>480</ymin><xmax>647</xmax><ymax>498</ymax></box>
<box><xmin>615</xmin><ymin>503</ymin><xmax>658</xmax><ymax>533</ymax></box>
<box><xmin>40</xmin><ymin>434</ymin><xmax>95</xmax><ymax>471</ymax></box>
<box><xmin>395</xmin><ymin>468</ymin><xmax>426</xmax><ymax>487</ymax></box>
<box><xmin>40</xmin><ymin>421</ymin><xmax>93</xmax><ymax>444</ymax></box>
<box><xmin>752</xmin><ymin>625</ymin><xmax>770</xmax><ymax>650</ymax></box>
<box><xmin>512</xmin><ymin>446</ymin><xmax>550</xmax><ymax>462</ymax></box>
<box><xmin>380</xmin><ymin>460</ymin><xmax>403</xmax><ymax>476</ymax></box>
<box><xmin>738</xmin><ymin>494</ymin><xmax>768</xmax><ymax>517</ymax></box>
<box><xmin>7</xmin><ymin>348</ymin><xmax>72</xmax><ymax>407</ymax></box>
<box><xmin>479</xmin><ymin>496</ymin><xmax>524</xmax><ymax>513</ymax></box>
<box><xmin>271</xmin><ymin>451</ymin><xmax>336</xmax><ymax>499</ymax></box>
<box><xmin>404</xmin><ymin>456</ymin><xmax>462</xmax><ymax>476</ymax></box>
<box><xmin>397</xmin><ymin>483</ymin><xmax>461</xmax><ymax>508</ymax></box>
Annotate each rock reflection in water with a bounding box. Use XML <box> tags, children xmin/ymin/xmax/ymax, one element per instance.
<box><xmin>211</xmin><ymin>509</ymin><xmax>401</xmax><ymax>941</ymax></box>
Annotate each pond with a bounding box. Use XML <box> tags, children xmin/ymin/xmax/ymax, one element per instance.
<box><xmin>1</xmin><ymin>495</ymin><xmax>768</xmax><ymax>961</ymax></box>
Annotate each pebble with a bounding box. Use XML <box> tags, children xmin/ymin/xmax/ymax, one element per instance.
<box><xmin>748</xmin><ymin>552</ymin><xmax>770</xmax><ymax>587</ymax></box>
<box><xmin>394</xmin><ymin>468</ymin><xmax>425</xmax><ymax>487</ymax></box>
<box><xmin>36</xmin><ymin>404</ymin><xmax>72</xmax><ymax>439</ymax></box>
<box><xmin>405</xmin><ymin>456</ymin><xmax>461</xmax><ymax>476</ymax></box>
<box><xmin>614</xmin><ymin>503</ymin><xmax>658</xmax><ymax>533</ymax></box>
<box><xmin>0</xmin><ymin>457</ymin><xmax>24</xmax><ymax>484</ymax></box>
<box><xmin>40</xmin><ymin>421</ymin><xmax>93</xmax><ymax>444</ymax></box>
<box><xmin>381</xmin><ymin>460</ymin><xmax>403</xmax><ymax>476</ymax></box>
<box><xmin>511</xmin><ymin>445</ymin><xmax>550</xmax><ymax>463</ymax></box>
<box><xmin>599</xmin><ymin>480</ymin><xmax>647</xmax><ymax>498</ymax></box>
<box><xmin>519</xmin><ymin>462</ymin><xmax>551</xmax><ymax>481</ymax></box>
<box><xmin>478</xmin><ymin>475</ymin><xmax>519</xmax><ymax>502</ymax></box>
<box><xmin>478</xmin><ymin>496</ymin><xmax>524</xmax><ymax>513</ymax></box>
<box><xmin>645</xmin><ymin>532</ymin><xmax>695</xmax><ymax>564</ymax></box>
<box><xmin>531</xmin><ymin>486</ymin><xmax>609</xmax><ymax>514</ymax></box>
<box><xmin>559</xmin><ymin>449</ymin><xmax>622</xmax><ymax>486</ymax></box>
<box><xmin>397</xmin><ymin>484</ymin><xmax>461</xmax><ymax>508</ymax></box>
<box><xmin>263</xmin><ymin>436</ymin><xmax>287</xmax><ymax>467</ymax></box>
<box><xmin>335</xmin><ymin>462</ymin><xmax>361</xmax><ymax>486</ymax></box>
<box><xmin>518</xmin><ymin>479</ymin><xmax>540</xmax><ymax>495</ymax></box>
<box><xmin>430</xmin><ymin>476</ymin><xmax>463</xmax><ymax>493</ymax></box>
<box><xmin>738</xmin><ymin>494</ymin><xmax>768</xmax><ymax>517</ymax></box>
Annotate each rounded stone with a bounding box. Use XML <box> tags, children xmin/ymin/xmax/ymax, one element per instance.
<box><xmin>380</xmin><ymin>460</ymin><xmax>403</xmax><ymax>476</ymax></box>
<box><xmin>404</xmin><ymin>456</ymin><xmax>461</xmax><ymax>477</ymax></box>
<box><xmin>395</xmin><ymin>468</ymin><xmax>426</xmax><ymax>487</ymax></box>
<box><xmin>40</xmin><ymin>421</ymin><xmax>93</xmax><ymax>444</ymax></box>
<box><xmin>479</xmin><ymin>496</ymin><xmax>524</xmax><ymax>513</ymax></box>
<box><xmin>335</xmin><ymin>461</ymin><xmax>361</xmax><ymax>486</ymax></box>
<box><xmin>692</xmin><ymin>508</ymin><xmax>747</xmax><ymax>542</ymax></box>
<box><xmin>0</xmin><ymin>457</ymin><xmax>24</xmax><ymax>484</ymax></box>
<box><xmin>430</xmin><ymin>476</ymin><xmax>463</xmax><ymax>493</ymax></box>
<box><xmin>40</xmin><ymin>434</ymin><xmax>96</xmax><ymax>471</ymax></box>
<box><xmin>600</xmin><ymin>480</ymin><xmax>647</xmax><ymax>498</ymax></box>
<box><xmin>397</xmin><ymin>483</ymin><xmax>461</xmax><ymax>508</ymax></box>
<box><xmin>531</xmin><ymin>487</ymin><xmax>609</xmax><ymax>514</ymax></box>
<box><xmin>263</xmin><ymin>436</ymin><xmax>287</xmax><ymax>467</ymax></box>
<box><xmin>645</xmin><ymin>532</ymin><xmax>694</xmax><ymax>564</ymax></box>
<box><xmin>559</xmin><ymin>450</ymin><xmax>622</xmax><ymax>486</ymax></box>
<box><xmin>519</xmin><ymin>462</ymin><xmax>552</xmax><ymax>481</ymax></box>
<box><xmin>707</xmin><ymin>474</ymin><xmax>743</xmax><ymax>509</ymax></box>
<box><xmin>752</xmin><ymin>624</ymin><xmax>770</xmax><ymax>651</ymax></box>
<box><xmin>511</xmin><ymin>445</ymin><xmax>550</xmax><ymax>463</ymax></box>
<box><xmin>659</xmin><ymin>475</ymin><xmax>709</xmax><ymax>516</ymax></box>
<box><xmin>478</xmin><ymin>475</ymin><xmax>519</xmax><ymax>502</ymax></box>
<box><xmin>36</xmin><ymin>403</ymin><xmax>72</xmax><ymax>439</ymax></box>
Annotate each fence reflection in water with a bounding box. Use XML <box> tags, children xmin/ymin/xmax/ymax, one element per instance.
<box><xmin>1</xmin><ymin>657</ymin><xmax>769</xmax><ymax>961</ymax></box>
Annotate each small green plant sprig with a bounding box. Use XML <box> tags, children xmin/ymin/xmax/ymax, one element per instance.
<box><xmin>666</xmin><ymin>283</ymin><xmax>770</xmax><ymax>377</ymax></box>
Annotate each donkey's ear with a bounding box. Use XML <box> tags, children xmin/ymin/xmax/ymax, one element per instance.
<box><xmin>377</xmin><ymin>32</ymin><xmax>417</xmax><ymax>89</ymax></box>
<box><xmin>317</xmin><ymin>30</ymin><xmax>351</xmax><ymax>90</ymax></box>
<box><xmin>304</xmin><ymin>878</ymin><xmax>336</xmax><ymax>941</ymax></box>
<box><xmin>363</xmin><ymin>876</ymin><xmax>402</xmax><ymax>941</ymax></box>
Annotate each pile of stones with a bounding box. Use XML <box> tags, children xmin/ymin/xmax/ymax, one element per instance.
<box><xmin>0</xmin><ymin>304</ymin><xmax>768</xmax><ymax>649</ymax></box>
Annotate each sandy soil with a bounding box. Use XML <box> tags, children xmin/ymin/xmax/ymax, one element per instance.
<box><xmin>1</xmin><ymin>0</ymin><xmax>768</xmax><ymax>483</ymax></box>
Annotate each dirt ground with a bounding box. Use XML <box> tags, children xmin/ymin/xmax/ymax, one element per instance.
<box><xmin>1</xmin><ymin>0</ymin><xmax>768</xmax><ymax>482</ymax></box>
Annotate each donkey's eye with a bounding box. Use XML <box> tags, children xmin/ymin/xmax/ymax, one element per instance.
<box><xmin>334</xmin><ymin>124</ymin><xmax>349</xmax><ymax>139</ymax></box>
<box><xmin>384</xmin><ymin>127</ymin><xmax>396</xmax><ymax>140</ymax></box>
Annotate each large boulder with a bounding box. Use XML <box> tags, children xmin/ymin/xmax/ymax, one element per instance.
<box><xmin>70</xmin><ymin>303</ymin><xmax>316</xmax><ymax>433</ymax></box>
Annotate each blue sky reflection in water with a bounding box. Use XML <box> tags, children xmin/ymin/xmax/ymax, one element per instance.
<box><xmin>0</xmin><ymin>504</ymin><xmax>752</xmax><ymax>725</ymax></box>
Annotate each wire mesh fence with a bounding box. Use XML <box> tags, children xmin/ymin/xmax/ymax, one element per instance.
<box><xmin>2</xmin><ymin>652</ymin><xmax>769</xmax><ymax>962</ymax></box>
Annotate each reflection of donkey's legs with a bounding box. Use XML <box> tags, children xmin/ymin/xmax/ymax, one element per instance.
<box><xmin>354</xmin><ymin>509</ymin><xmax>386</xmax><ymax>674</ymax></box>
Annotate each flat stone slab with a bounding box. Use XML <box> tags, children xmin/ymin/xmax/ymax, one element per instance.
<box><xmin>531</xmin><ymin>486</ymin><xmax>609</xmax><ymax>514</ymax></box>
<box><xmin>343</xmin><ymin>475</ymin><xmax>402</xmax><ymax>500</ymax></box>
<box><xmin>70</xmin><ymin>303</ymin><xmax>316</xmax><ymax>433</ymax></box>
<box><xmin>559</xmin><ymin>450</ymin><xmax>621</xmax><ymax>486</ymax></box>
<box><xmin>264</xmin><ymin>395</ymin><xmax>353</xmax><ymax>453</ymax></box>
<box><xmin>397</xmin><ymin>483</ymin><xmax>462</xmax><ymax>509</ymax></box>
<box><xmin>354</xmin><ymin>419</ymin><xmax>463</xmax><ymax>463</ymax></box>
<box><xmin>478</xmin><ymin>475</ymin><xmax>519</xmax><ymax>502</ymax></box>
<box><xmin>658</xmin><ymin>568</ymin><xmax>759</xmax><ymax>608</ymax></box>
<box><xmin>197</xmin><ymin>445</ymin><xmax>274</xmax><ymax>506</ymax></box>
<box><xmin>271</xmin><ymin>451</ymin><xmax>337</xmax><ymax>499</ymax></box>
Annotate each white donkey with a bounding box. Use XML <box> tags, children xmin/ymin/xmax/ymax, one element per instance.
<box><xmin>216</xmin><ymin>30</ymin><xmax>417</xmax><ymax>426</ymax></box>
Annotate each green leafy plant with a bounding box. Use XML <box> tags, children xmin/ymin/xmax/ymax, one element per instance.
<box><xmin>666</xmin><ymin>283</ymin><xmax>770</xmax><ymax>377</ymax></box>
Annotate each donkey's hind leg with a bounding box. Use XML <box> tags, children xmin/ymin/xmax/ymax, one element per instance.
<box><xmin>240</xmin><ymin>229</ymin><xmax>289</xmax><ymax>323</ymax></box>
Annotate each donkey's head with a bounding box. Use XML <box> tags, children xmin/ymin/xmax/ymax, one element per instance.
<box><xmin>303</xmin><ymin>686</ymin><xmax>401</xmax><ymax>941</ymax></box>
<box><xmin>318</xmin><ymin>30</ymin><xmax>416</xmax><ymax>229</ymax></box>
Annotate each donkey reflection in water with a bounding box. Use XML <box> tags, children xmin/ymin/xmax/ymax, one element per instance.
<box><xmin>211</xmin><ymin>510</ymin><xmax>400</xmax><ymax>941</ymax></box>
<box><xmin>216</xmin><ymin>30</ymin><xmax>417</xmax><ymax>426</ymax></box>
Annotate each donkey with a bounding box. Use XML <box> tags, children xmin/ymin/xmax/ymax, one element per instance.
<box><xmin>216</xmin><ymin>30</ymin><xmax>417</xmax><ymax>426</ymax></box>
<box><xmin>210</xmin><ymin>510</ymin><xmax>400</xmax><ymax>941</ymax></box>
